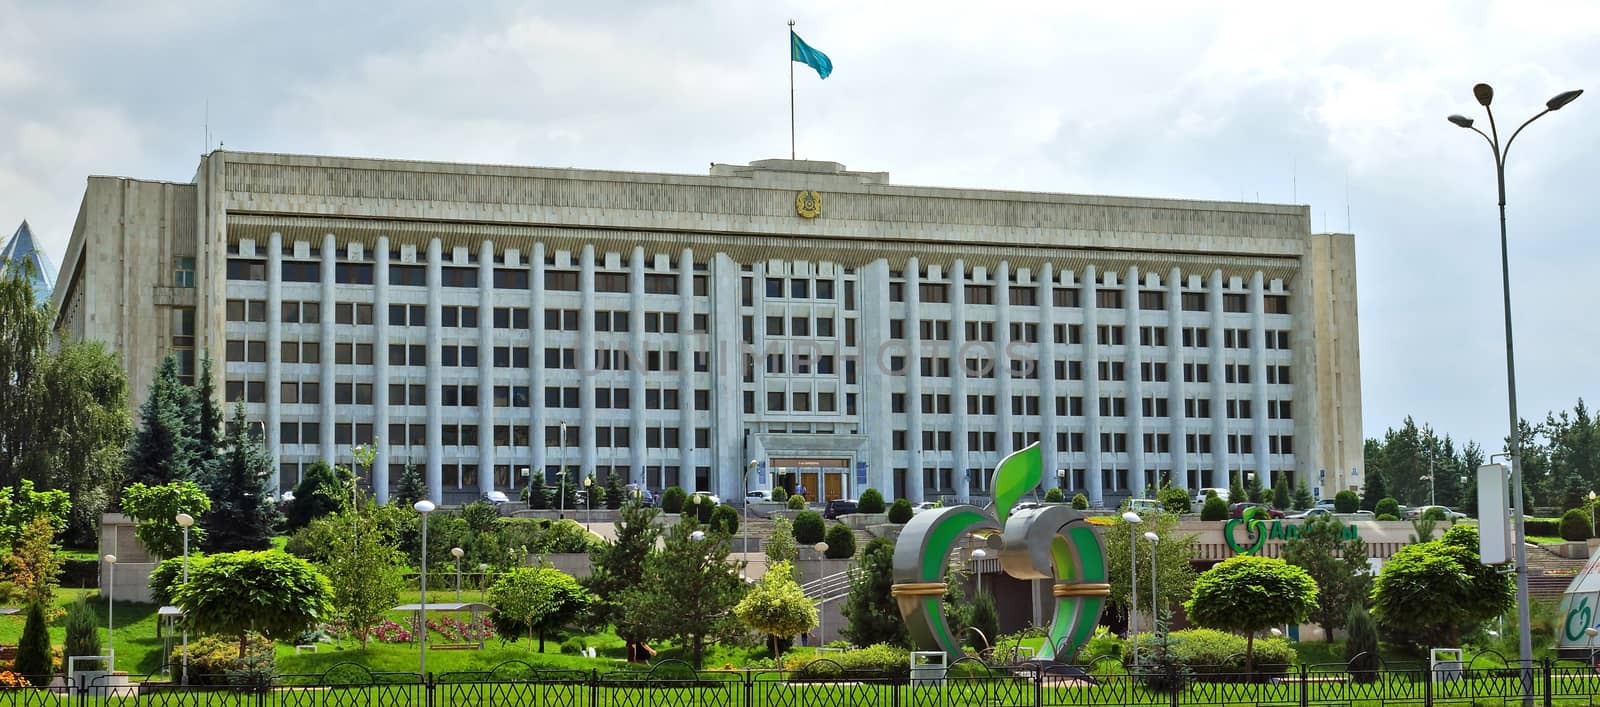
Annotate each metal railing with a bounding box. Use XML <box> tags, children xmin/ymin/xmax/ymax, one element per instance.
<box><xmin>7</xmin><ymin>657</ymin><xmax>1600</xmax><ymax>707</ymax></box>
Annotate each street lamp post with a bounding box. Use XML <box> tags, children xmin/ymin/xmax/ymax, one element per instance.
<box><xmin>583</xmin><ymin>476</ymin><xmax>593</xmax><ymax>530</ymax></box>
<box><xmin>1143</xmin><ymin>531</ymin><xmax>1160</xmax><ymax>638</ymax></box>
<box><xmin>746</xmin><ymin>460</ymin><xmax>758</xmax><ymax>557</ymax></box>
<box><xmin>1448</xmin><ymin>83</ymin><xmax>1583</xmax><ymax>695</ymax></box>
<box><xmin>971</xmin><ymin>548</ymin><xmax>988</xmax><ymax>595</ymax></box>
<box><xmin>1121</xmin><ymin>511</ymin><xmax>1142</xmax><ymax>648</ymax></box>
<box><xmin>450</xmin><ymin>547</ymin><xmax>464</xmax><ymax>602</ymax></box>
<box><xmin>414</xmin><ymin>500</ymin><xmax>436</xmax><ymax>676</ymax></box>
<box><xmin>104</xmin><ymin>554</ymin><xmax>117</xmax><ymax>671</ymax></box>
<box><xmin>559</xmin><ymin>421</ymin><xmax>569</xmax><ymax>520</ymax></box>
<box><xmin>477</xmin><ymin>563</ymin><xmax>489</xmax><ymax>600</ymax></box>
<box><xmin>176</xmin><ymin>512</ymin><xmax>195</xmax><ymax>685</ymax></box>
<box><xmin>814</xmin><ymin>541</ymin><xmax>829</xmax><ymax>645</ymax></box>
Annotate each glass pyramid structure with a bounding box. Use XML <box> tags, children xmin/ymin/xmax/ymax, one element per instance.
<box><xmin>1</xmin><ymin>221</ymin><xmax>56</xmax><ymax>305</ymax></box>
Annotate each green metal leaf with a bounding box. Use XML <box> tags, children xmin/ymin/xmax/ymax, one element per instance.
<box><xmin>993</xmin><ymin>442</ymin><xmax>1042</xmax><ymax>524</ymax></box>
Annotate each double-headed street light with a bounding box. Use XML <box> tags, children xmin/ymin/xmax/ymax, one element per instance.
<box><xmin>1448</xmin><ymin>83</ymin><xmax>1582</xmax><ymax>698</ymax></box>
<box><xmin>1121</xmin><ymin>511</ymin><xmax>1142</xmax><ymax>646</ymax></box>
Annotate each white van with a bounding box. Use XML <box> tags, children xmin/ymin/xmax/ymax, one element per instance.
<box><xmin>1192</xmin><ymin>488</ymin><xmax>1230</xmax><ymax>510</ymax></box>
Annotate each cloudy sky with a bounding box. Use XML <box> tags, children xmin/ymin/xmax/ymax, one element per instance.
<box><xmin>3</xmin><ymin>0</ymin><xmax>1596</xmax><ymax>450</ymax></box>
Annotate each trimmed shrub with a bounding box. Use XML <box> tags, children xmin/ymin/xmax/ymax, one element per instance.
<box><xmin>787</xmin><ymin>495</ymin><xmax>806</xmax><ymax>510</ymax></box>
<box><xmin>1159</xmin><ymin>485</ymin><xmax>1191</xmax><ymax>514</ymax></box>
<box><xmin>858</xmin><ymin>488</ymin><xmax>886</xmax><ymax>514</ymax></box>
<box><xmin>1334</xmin><ymin>490</ymin><xmax>1360</xmax><ymax>513</ymax></box>
<box><xmin>887</xmin><ymin>498</ymin><xmax>914</xmax><ymax>524</ymax></box>
<box><xmin>1525</xmin><ymin>518</ymin><xmax>1562</xmax><ymax>537</ymax></box>
<box><xmin>786</xmin><ymin>643</ymin><xmax>909</xmax><ymax>680</ymax></box>
<box><xmin>1421</xmin><ymin>507</ymin><xmax>1448</xmax><ymax>522</ymax></box>
<box><xmin>1173</xmin><ymin>629</ymin><xmax>1296</xmax><ymax>675</ymax></box>
<box><xmin>709</xmin><ymin>505</ymin><xmax>740</xmax><ymax>535</ymax></box>
<box><xmin>1561</xmin><ymin>508</ymin><xmax>1594</xmax><ymax>541</ymax></box>
<box><xmin>560</xmin><ymin>637</ymin><xmax>586</xmax><ymax>655</ymax></box>
<box><xmin>660</xmin><ymin>487</ymin><xmax>687</xmax><ymax>514</ymax></box>
<box><xmin>793</xmin><ymin>511</ymin><xmax>825</xmax><ymax>545</ymax></box>
<box><xmin>823</xmin><ymin>524</ymin><xmax>856</xmax><ymax>559</ymax></box>
<box><xmin>1375</xmin><ymin>498</ymin><xmax>1400</xmax><ymax>519</ymax></box>
<box><xmin>1045</xmin><ymin>487</ymin><xmax>1065</xmax><ymax>503</ymax></box>
<box><xmin>967</xmin><ymin>592</ymin><xmax>999</xmax><ymax>651</ymax></box>
<box><xmin>13</xmin><ymin>603</ymin><xmax>50</xmax><ymax>679</ymax></box>
<box><xmin>770</xmin><ymin>487</ymin><xmax>788</xmax><ymax>503</ymax></box>
<box><xmin>172</xmin><ymin>632</ymin><xmax>276</xmax><ymax>685</ymax></box>
<box><xmin>1200</xmin><ymin>495</ymin><xmax>1228</xmax><ymax>521</ymax></box>
<box><xmin>1071</xmin><ymin>493</ymin><xmax>1089</xmax><ymax>510</ymax></box>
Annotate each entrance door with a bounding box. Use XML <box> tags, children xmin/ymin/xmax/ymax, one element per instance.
<box><xmin>824</xmin><ymin>472</ymin><xmax>845</xmax><ymax>502</ymax></box>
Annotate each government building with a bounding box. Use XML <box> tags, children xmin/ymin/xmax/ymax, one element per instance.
<box><xmin>52</xmin><ymin>152</ymin><xmax>1362</xmax><ymax>507</ymax></box>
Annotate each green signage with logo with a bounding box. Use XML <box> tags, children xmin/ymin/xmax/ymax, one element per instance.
<box><xmin>1223</xmin><ymin>518</ymin><xmax>1360</xmax><ymax>555</ymax></box>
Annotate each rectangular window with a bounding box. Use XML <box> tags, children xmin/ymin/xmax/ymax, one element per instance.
<box><xmin>390</xmin><ymin>265</ymin><xmax>425</xmax><ymax>287</ymax></box>
<box><xmin>1223</xmin><ymin>293</ymin><xmax>1249</xmax><ymax>313</ymax></box>
<box><xmin>1138</xmin><ymin>290</ymin><xmax>1165</xmax><ymax>310</ymax></box>
<box><xmin>442</xmin><ymin>267</ymin><xmax>478</xmax><ymax>288</ymax></box>
<box><xmin>1095</xmin><ymin>290</ymin><xmax>1123</xmax><ymax>309</ymax></box>
<box><xmin>495</xmin><ymin>268</ymin><xmax>530</xmax><ymax>289</ymax></box>
<box><xmin>282</xmin><ymin>261</ymin><xmax>320</xmax><ymax>282</ymax></box>
<box><xmin>226</xmin><ymin>259</ymin><xmax>266</xmax><ymax>281</ymax></box>
<box><xmin>335</xmin><ymin>262</ymin><xmax>374</xmax><ymax>285</ymax></box>
<box><xmin>1009</xmin><ymin>287</ymin><xmax>1036</xmax><ymax>306</ymax></box>
<box><xmin>174</xmin><ymin>257</ymin><xmax>196</xmax><ymax>288</ymax></box>
<box><xmin>1181</xmin><ymin>292</ymin><xmax>1207</xmax><ymax>312</ymax></box>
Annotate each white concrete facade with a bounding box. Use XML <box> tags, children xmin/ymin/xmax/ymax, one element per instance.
<box><xmin>53</xmin><ymin>152</ymin><xmax>1363</xmax><ymax>507</ymax></box>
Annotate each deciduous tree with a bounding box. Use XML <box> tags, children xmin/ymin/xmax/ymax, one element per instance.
<box><xmin>734</xmin><ymin>561</ymin><xmax>816</xmax><ymax>658</ymax></box>
<box><xmin>1105</xmin><ymin>512</ymin><xmax>1198</xmax><ymax>615</ymax></box>
<box><xmin>1371</xmin><ymin>525</ymin><xmax>1512</xmax><ymax>649</ymax></box>
<box><xmin>121</xmin><ymin>481</ymin><xmax>211</xmax><ymax>559</ymax></box>
<box><xmin>489</xmin><ymin>566</ymin><xmax>593</xmax><ymax>652</ymax></box>
<box><xmin>314</xmin><ymin>506</ymin><xmax>407</xmax><ymax>647</ymax></box>
<box><xmin>1184</xmin><ymin>555</ymin><xmax>1317</xmax><ymax>673</ymax></box>
<box><xmin>173</xmin><ymin>550</ymin><xmax>334</xmax><ymax>658</ymax></box>
<box><xmin>618</xmin><ymin>519</ymin><xmax>745</xmax><ymax>667</ymax></box>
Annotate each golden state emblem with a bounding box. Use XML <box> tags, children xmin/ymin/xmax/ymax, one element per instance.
<box><xmin>795</xmin><ymin>190</ymin><xmax>822</xmax><ymax>219</ymax></box>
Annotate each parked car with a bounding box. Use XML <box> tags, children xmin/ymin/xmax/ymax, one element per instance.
<box><xmin>1228</xmin><ymin>502</ymin><xmax>1285</xmax><ymax>520</ymax></box>
<box><xmin>1193</xmin><ymin>488</ymin><xmax>1230</xmax><ymax>508</ymax></box>
<box><xmin>823</xmin><ymin>499</ymin><xmax>859</xmax><ymax>519</ymax></box>
<box><xmin>689</xmin><ymin>491</ymin><xmax>721</xmax><ymax>507</ymax></box>
<box><xmin>911</xmin><ymin>501</ymin><xmax>940</xmax><ymax>515</ymax></box>
<box><xmin>1405</xmin><ymin>505</ymin><xmax>1469</xmax><ymax>520</ymax></box>
<box><xmin>1286</xmin><ymin>508</ymin><xmax>1332</xmax><ymax>520</ymax></box>
<box><xmin>483</xmin><ymin>490</ymin><xmax>511</xmax><ymax>505</ymax></box>
<box><xmin>623</xmin><ymin>484</ymin><xmax>656</xmax><ymax>507</ymax></box>
<box><xmin>1314</xmin><ymin>500</ymin><xmax>1338</xmax><ymax>512</ymax></box>
<box><xmin>1126</xmin><ymin>498</ymin><xmax>1164</xmax><ymax>514</ymax></box>
<box><xmin>745</xmin><ymin>489</ymin><xmax>771</xmax><ymax>502</ymax></box>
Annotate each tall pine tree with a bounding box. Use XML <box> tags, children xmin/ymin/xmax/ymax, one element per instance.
<box><xmin>202</xmin><ymin>403</ymin><xmax>277</xmax><ymax>552</ymax></box>
<box><xmin>584</xmin><ymin>499</ymin><xmax>661</xmax><ymax>659</ymax></box>
<box><xmin>125</xmin><ymin>355</ymin><xmax>198</xmax><ymax>486</ymax></box>
<box><xmin>190</xmin><ymin>355</ymin><xmax>224</xmax><ymax>485</ymax></box>
<box><xmin>393</xmin><ymin>459</ymin><xmax>426</xmax><ymax>507</ymax></box>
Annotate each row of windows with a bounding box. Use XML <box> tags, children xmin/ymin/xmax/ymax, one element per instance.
<box><xmin>890</xmin><ymin>428</ymin><xmax>1294</xmax><ymax>457</ymax></box>
<box><xmin>744</xmin><ymin>278</ymin><xmax>853</xmax><ymax>308</ymax></box>
<box><xmin>885</xmin><ymin>281</ymin><xmax>1291</xmax><ymax>315</ymax></box>
<box><xmin>228</xmin><ymin>259</ymin><xmax>533</xmax><ymax>290</ymax></box>
<box><xmin>546</xmin><ymin>271</ymin><xmax>709</xmax><ymax>295</ymax></box>
<box><xmin>888</xmin><ymin>391</ymin><xmax>1294</xmax><ymax>421</ymax></box>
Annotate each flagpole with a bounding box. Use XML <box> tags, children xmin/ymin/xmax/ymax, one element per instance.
<box><xmin>788</xmin><ymin>19</ymin><xmax>796</xmax><ymax>160</ymax></box>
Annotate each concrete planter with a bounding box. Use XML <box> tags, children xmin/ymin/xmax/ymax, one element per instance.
<box><xmin>868</xmin><ymin>524</ymin><xmax>905</xmax><ymax>541</ymax></box>
<box><xmin>767</xmin><ymin>509</ymin><xmax>803</xmax><ymax>522</ymax></box>
<box><xmin>541</xmin><ymin>552</ymin><xmax>594</xmax><ymax>579</ymax></box>
<box><xmin>749</xmin><ymin>502</ymin><xmax>789</xmax><ymax>518</ymax></box>
<box><xmin>839</xmin><ymin>513</ymin><xmax>888</xmax><ymax>530</ymax></box>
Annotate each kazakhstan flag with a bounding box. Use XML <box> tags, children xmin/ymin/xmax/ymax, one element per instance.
<box><xmin>791</xmin><ymin>31</ymin><xmax>832</xmax><ymax>79</ymax></box>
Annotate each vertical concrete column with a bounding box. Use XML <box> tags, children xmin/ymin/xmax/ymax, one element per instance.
<box><xmin>319</xmin><ymin>233</ymin><xmax>337</xmax><ymax>465</ymax></box>
<box><xmin>529</xmin><ymin>242</ymin><xmax>547</xmax><ymax>489</ymax></box>
<box><xmin>425</xmin><ymin>238</ymin><xmax>443</xmax><ymax>504</ymax></box>
<box><xmin>1082</xmin><ymin>265</ymin><xmax>1103</xmax><ymax>507</ymax></box>
<box><xmin>677</xmin><ymin>249</ymin><xmax>696</xmax><ymax>488</ymax></box>
<box><xmin>994</xmin><ymin>262</ymin><xmax>1014</xmax><ymax>462</ymax></box>
<box><xmin>1250</xmin><ymin>272</ymin><xmax>1271</xmax><ymax>485</ymax></box>
<box><xmin>373</xmin><ymin>236</ymin><xmax>391</xmax><ymax>503</ymax></box>
<box><xmin>904</xmin><ymin>258</ymin><xmax>925</xmax><ymax>503</ymax></box>
<box><xmin>1125</xmin><ymin>267</ymin><xmax>1146</xmax><ymax>496</ymax></box>
<box><xmin>477</xmin><ymin>241</ymin><xmax>495</xmax><ymax>494</ymax></box>
<box><xmin>709</xmin><ymin>253</ymin><xmax>744</xmax><ymax>496</ymax></box>
<box><xmin>1207</xmin><ymin>270</ymin><xmax>1228</xmax><ymax>490</ymax></box>
<box><xmin>266</xmin><ymin>231</ymin><xmax>283</xmax><ymax>494</ymax></box>
<box><xmin>628</xmin><ymin>246</ymin><xmax>646</xmax><ymax>486</ymax></box>
<box><xmin>949</xmin><ymin>260</ymin><xmax>971</xmax><ymax>504</ymax></box>
<box><xmin>1166</xmin><ymin>268</ymin><xmax>1188</xmax><ymax>492</ymax></box>
<box><xmin>1036</xmin><ymin>263</ymin><xmax>1058</xmax><ymax>496</ymax></box>
<box><xmin>859</xmin><ymin>260</ymin><xmax>894</xmax><ymax>496</ymax></box>
<box><xmin>578</xmin><ymin>246</ymin><xmax>597</xmax><ymax>486</ymax></box>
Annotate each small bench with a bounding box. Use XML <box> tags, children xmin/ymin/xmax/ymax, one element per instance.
<box><xmin>432</xmin><ymin>644</ymin><xmax>480</xmax><ymax>651</ymax></box>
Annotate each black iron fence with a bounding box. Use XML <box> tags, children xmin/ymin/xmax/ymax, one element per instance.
<box><xmin>10</xmin><ymin>657</ymin><xmax>1600</xmax><ymax>707</ymax></box>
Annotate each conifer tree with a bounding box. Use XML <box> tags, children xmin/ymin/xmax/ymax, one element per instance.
<box><xmin>203</xmin><ymin>403</ymin><xmax>277</xmax><ymax>552</ymax></box>
<box><xmin>190</xmin><ymin>355</ymin><xmax>224</xmax><ymax>484</ymax></box>
<box><xmin>393</xmin><ymin>459</ymin><xmax>426</xmax><ymax>507</ymax></box>
<box><xmin>841</xmin><ymin>536</ymin><xmax>908</xmax><ymax>647</ymax></box>
<box><xmin>125</xmin><ymin>355</ymin><xmax>198</xmax><ymax>486</ymax></box>
<box><xmin>584</xmin><ymin>499</ymin><xmax>661</xmax><ymax>659</ymax></box>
